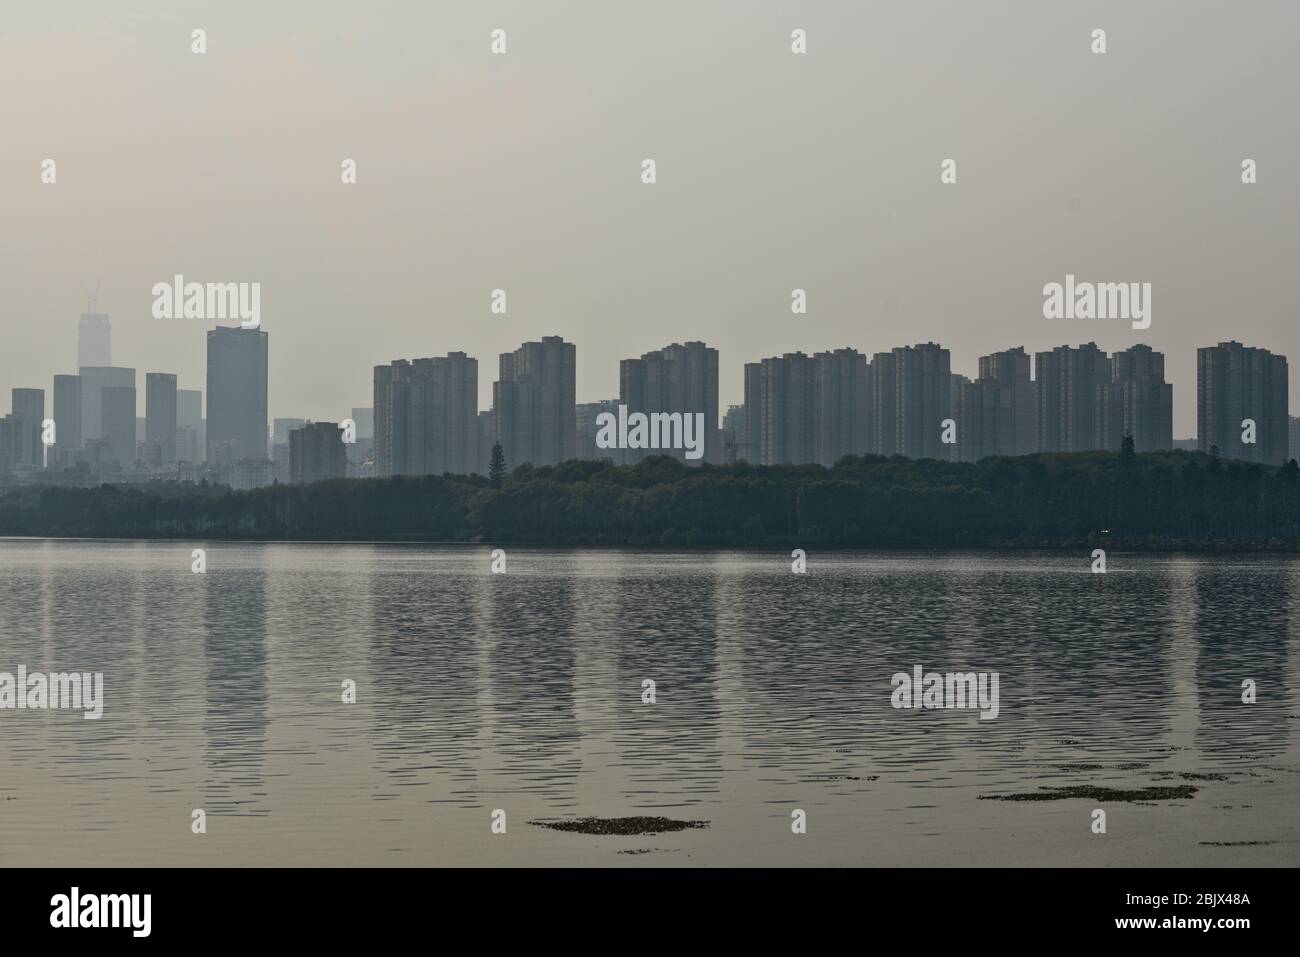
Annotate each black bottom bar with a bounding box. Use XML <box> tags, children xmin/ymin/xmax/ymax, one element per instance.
<box><xmin>0</xmin><ymin>867</ymin><xmax>1286</xmax><ymax>942</ymax></box>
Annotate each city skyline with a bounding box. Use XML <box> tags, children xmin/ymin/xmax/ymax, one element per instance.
<box><xmin>5</xmin><ymin>1</ymin><xmax>1299</xmax><ymax>439</ymax></box>
<box><xmin>4</xmin><ymin>307</ymin><xmax>1295</xmax><ymax>484</ymax></box>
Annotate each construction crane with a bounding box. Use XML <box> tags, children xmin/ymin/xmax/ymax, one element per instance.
<box><xmin>80</xmin><ymin>278</ymin><xmax>101</xmax><ymax>313</ymax></box>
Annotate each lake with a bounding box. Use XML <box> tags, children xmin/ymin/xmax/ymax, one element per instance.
<box><xmin>1</xmin><ymin>540</ymin><xmax>1297</xmax><ymax>866</ymax></box>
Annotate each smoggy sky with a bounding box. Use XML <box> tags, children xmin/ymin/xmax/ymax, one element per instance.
<box><xmin>3</xmin><ymin>0</ymin><xmax>1298</xmax><ymax>437</ymax></box>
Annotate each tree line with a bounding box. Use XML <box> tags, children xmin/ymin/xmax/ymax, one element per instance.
<box><xmin>2</xmin><ymin>448</ymin><xmax>1299</xmax><ymax>549</ymax></box>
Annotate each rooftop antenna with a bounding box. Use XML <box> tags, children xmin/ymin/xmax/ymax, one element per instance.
<box><xmin>80</xmin><ymin>278</ymin><xmax>101</xmax><ymax>313</ymax></box>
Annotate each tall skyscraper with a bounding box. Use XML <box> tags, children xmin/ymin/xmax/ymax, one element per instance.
<box><xmin>52</xmin><ymin>375</ymin><xmax>82</xmax><ymax>466</ymax></box>
<box><xmin>100</xmin><ymin>386</ymin><xmax>137</xmax><ymax>468</ymax></box>
<box><xmin>1289</xmin><ymin>415</ymin><xmax>1300</xmax><ymax>464</ymax></box>
<box><xmin>144</xmin><ymin>373</ymin><xmax>178</xmax><ymax>465</ymax></box>
<box><xmin>1098</xmin><ymin>344</ymin><xmax>1173</xmax><ymax>452</ymax></box>
<box><xmin>492</xmin><ymin>336</ymin><xmax>575</xmax><ymax>469</ymax></box>
<box><xmin>374</xmin><ymin>352</ymin><xmax>478</xmax><ymax>476</ymax></box>
<box><xmin>1035</xmin><ymin>343</ymin><xmax>1109</xmax><ymax>453</ymax></box>
<box><xmin>206</xmin><ymin>326</ymin><xmax>268</xmax><ymax>464</ymax></box>
<box><xmin>79</xmin><ymin>367</ymin><xmax>135</xmax><ymax>444</ymax></box>
<box><xmin>290</xmin><ymin>422</ymin><xmax>347</xmax><ymax>484</ymax></box>
<box><xmin>978</xmin><ymin>346</ymin><xmax>1036</xmax><ymax>456</ymax></box>
<box><xmin>1197</xmin><ymin>341</ymin><xmax>1288</xmax><ymax>464</ymax></box>
<box><xmin>10</xmin><ymin>388</ymin><xmax>45</xmax><ymax>468</ymax></box>
<box><xmin>77</xmin><ymin>312</ymin><xmax>111</xmax><ymax>369</ymax></box>
<box><xmin>894</xmin><ymin>342</ymin><xmax>952</xmax><ymax>460</ymax></box>
<box><xmin>619</xmin><ymin>341</ymin><xmax>720</xmax><ymax>464</ymax></box>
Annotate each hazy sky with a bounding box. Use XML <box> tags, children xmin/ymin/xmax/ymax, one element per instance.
<box><xmin>3</xmin><ymin>0</ymin><xmax>1298</xmax><ymax>437</ymax></box>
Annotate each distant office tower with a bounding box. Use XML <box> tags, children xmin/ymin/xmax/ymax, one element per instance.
<box><xmin>206</xmin><ymin>326</ymin><xmax>268</xmax><ymax>464</ymax></box>
<box><xmin>0</xmin><ymin>416</ymin><xmax>27</xmax><ymax>475</ymax></box>
<box><xmin>176</xmin><ymin>389</ymin><xmax>203</xmax><ymax>462</ymax></box>
<box><xmin>100</xmin><ymin>386</ymin><xmax>137</xmax><ymax>468</ymax></box>
<box><xmin>1035</xmin><ymin>343</ymin><xmax>1109</xmax><ymax>453</ymax></box>
<box><xmin>290</xmin><ymin>422</ymin><xmax>347</xmax><ymax>484</ymax></box>
<box><xmin>374</xmin><ymin>352</ymin><xmax>478</xmax><ymax>476</ymax></box>
<box><xmin>78</xmin><ymin>312</ymin><xmax>111</xmax><ymax>369</ymax></box>
<box><xmin>272</xmin><ymin>418</ymin><xmax>306</xmax><ymax>446</ymax></box>
<box><xmin>11</xmin><ymin>388</ymin><xmax>45</xmax><ymax>467</ymax></box>
<box><xmin>1197</xmin><ymin>341</ymin><xmax>1289</xmax><ymax>464</ymax></box>
<box><xmin>978</xmin><ymin>346</ymin><xmax>1036</xmax><ymax>455</ymax></box>
<box><xmin>0</xmin><ymin>417</ymin><xmax>16</xmax><ymax>474</ymax></box>
<box><xmin>1290</xmin><ymin>415</ymin><xmax>1300</xmax><ymax>463</ymax></box>
<box><xmin>52</xmin><ymin>375</ymin><xmax>82</xmax><ymax>465</ymax></box>
<box><xmin>349</xmin><ymin>407</ymin><xmax>374</xmax><ymax>439</ymax></box>
<box><xmin>271</xmin><ymin>418</ymin><xmax>307</xmax><ymax>484</ymax></box>
<box><xmin>894</xmin><ymin>342</ymin><xmax>952</xmax><ymax>459</ymax></box>
<box><xmin>1098</xmin><ymin>344</ymin><xmax>1172</xmax><ymax>452</ymax></box>
<box><xmin>492</xmin><ymin>336</ymin><xmax>575</xmax><ymax>468</ymax></box>
<box><xmin>144</xmin><ymin>373</ymin><xmax>178</xmax><ymax>465</ymax></box>
<box><xmin>272</xmin><ymin>441</ymin><xmax>291</xmax><ymax>484</ymax></box>
<box><xmin>721</xmin><ymin>404</ymin><xmax>749</xmax><ymax>464</ymax></box>
<box><xmin>741</xmin><ymin>349</ymin><xmax>868</xmax><ymax>466</ymax></box>
<box><xmin>79</xmin><ymin>367</ymin><xmax>135</xmax><ymax>444</ymax></box>
<box><xmin>577</xmin><ymin>399</ymin><xmax>621</xmax><ymax>462</ymax></box>
<box><xmin>868</xmin><ymin>351</ymin><xmax>898</xmax><ymax>456</ymax></box>
<box><xmin>178</xmin><ymin>389</ymin><xmax>202</xmax><ymax>427</ymax></box>
<box><xmin>619</xmin><ymin>341</ymin><xmax>720</xmax><ymax>464</ymax></box>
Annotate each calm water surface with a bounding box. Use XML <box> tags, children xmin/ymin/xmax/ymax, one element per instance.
<box><xmin>1</xmin><ymin>540</ymin><xmax>1297</xmax><ymax>866</ymax></box>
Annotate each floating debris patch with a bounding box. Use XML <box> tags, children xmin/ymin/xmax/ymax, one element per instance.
<box><xmin>980</xmin><ymin>785</ymin><xmax>1196</xmax><ymax>803</ymax></box>
<box><xmin>532</xmin><ymin>816</ymin><xmax>709</xmax><ymax>836</ymax></box>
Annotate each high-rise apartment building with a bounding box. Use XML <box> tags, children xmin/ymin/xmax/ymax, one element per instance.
<box><xmin>1098</xmin><ymin>344</ymin><xmax>1173</xmax><ymax>452</ymax></box>
<box><xmin>894</xmin><ymin>342</ymin><xmax>952</xmax><ymax>460</ymax></box>
<box><xmin>1197</xmin><ymin>341</ymin><xmax>1288</xmax><ymax>464</ymax></box>
<box><xmin>619</xmin><ymin>341</ymin><xmax>720</xmax><ymax>464</ymax></box>
<box><xmin>290</xmin><ymin>422</ymin><xmax>348</xmax><ymax>484</ymax></box>
<box><xmin>374</xmin><ymin>352</ymin><xmax>478</xmax><ymax>476</ymax></box>
<box><xmin>1035</xmin><ymin>343</ymin><xmax>1109</xmax><ymax>453</ymax></box>
<box><xmin>492</xmin><ymin>337</ymin><xmax>575</xmax><ymax>469</ymax></box>
<box><xmin>977</xmin><ymin>346</ymin><xmax>1036</xmax><ymax>456</ymax></box>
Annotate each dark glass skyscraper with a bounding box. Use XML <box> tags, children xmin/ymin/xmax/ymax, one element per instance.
<box><xmin>206</xmin><ymin>326</ymin><xmax>268</xmax><ymax>464</ymax></box>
